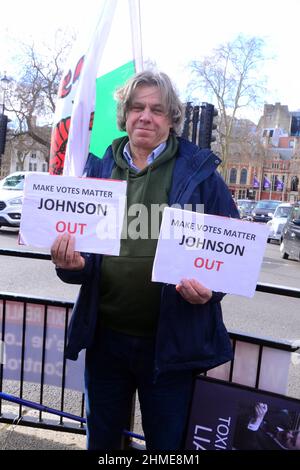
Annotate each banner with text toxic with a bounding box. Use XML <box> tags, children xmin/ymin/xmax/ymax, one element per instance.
<box><xmin>19</xmin><ymin>174</ymin><xmax>127</xmax><ymax>255</ymax></box>
<box><xmin>152</xmin><ymin>207</ymin><xmax>269</xmax><ymax>297</ymax></box>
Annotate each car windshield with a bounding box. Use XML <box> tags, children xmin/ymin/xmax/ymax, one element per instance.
<box><xmin>237</xmin><ymin>200</ymin><xmax>254</xmax><ymax>208</ymax></box>
<box><xmin>274</xmin><ymin>206</ymin><xmax>292</xmax><ymax>218</ymax></box>
<box><xmin>291</xmin><ymin>207</ymin><xmax>300</xmax><ymax>220</ymax></box>
<box><xmin>2</xmin><ymin>175</ymin><xmax>25</xmax><ymax>190</ymax></box>
<box><xmin>255</xmin><ymin>201</ymin><xmax>279</xmax><ymax>209</ymax></box>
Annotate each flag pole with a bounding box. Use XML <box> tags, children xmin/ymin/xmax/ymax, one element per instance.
<box><xmin>129</xmin><ymin>0</ymin><xmax>143</xmax><ymax>72</ymax></box>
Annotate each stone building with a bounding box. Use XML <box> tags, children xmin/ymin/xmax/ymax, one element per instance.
<box><xmin>0</xmin><ymin>127</ymin><xmax>50</xmax><ymax>178</ymax></box>
<box><xmin>226</xmin><ymin>103</ymin><xmax>300</xmax><ymax>202</ymax></box>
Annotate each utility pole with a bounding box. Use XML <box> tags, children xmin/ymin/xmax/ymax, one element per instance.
<box><xmin>0</xmin><ymin>73</ymin><xmax>10</xmax><ymax>173</ymax></box>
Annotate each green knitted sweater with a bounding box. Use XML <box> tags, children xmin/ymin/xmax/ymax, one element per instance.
<box><xmin>99</xmin><ymin>135</ymin><xmax>178</xmax><ymax>336</ymax></box>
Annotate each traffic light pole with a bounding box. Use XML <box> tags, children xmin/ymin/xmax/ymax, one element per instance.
<box><xmin>198</xmin><ymin>103</ymin><xmax>218</xmax><ymax>149</ymax></box>
<box><xmin>181</xmin><ymin>101</ymin><xmax>218</xmax><ymax>150</ymax></box>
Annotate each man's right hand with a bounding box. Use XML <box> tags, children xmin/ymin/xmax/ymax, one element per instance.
<box><xmin>50</xmin><ymin>233</ymin><xmax>85</xmax><ymax>271</ymax></box>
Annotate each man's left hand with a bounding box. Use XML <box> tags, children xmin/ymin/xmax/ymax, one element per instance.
<box><xmin>176</xmin><ymin>279</ymin><xmax>212</xmax><ymax>305</ymax></box>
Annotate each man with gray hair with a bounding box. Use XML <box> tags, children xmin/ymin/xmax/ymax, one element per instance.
<box><xmin>51</xmin><ymin>70</ymin><xmax>239</xmax><ymax>450</ymax></box>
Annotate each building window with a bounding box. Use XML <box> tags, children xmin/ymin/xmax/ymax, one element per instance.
<box><xmin>29</xmin><ymin>163</ymin><xmax>37</xmax><ymax>171</ymax></box>
<box><xmin>271</xmin><ymin>175</ymin><xmax>275</xmax><ymax>191</ymax></box>
<box><xmin>291</xmin><ymin>176</ymin><xmax>299</xmax><ymax>191</ymax></box>
<box><xmin>42</xmin><ymin>163</ymin><xmax>48</xmax><ymax>172</ymax></box>
<box><xmin>240</xmin><ymin>168</ymin><xmax>247</xmax><ymax>185</ymax></box>
<box><xmin>31</xmin><ymin>153</ymin><xmax>37</xmax><ymax>159</ymax></box>
<box><xmin>229</xmin><ymin>168</ymin><xmax>237</xmax><ymax>184</ymax></box>
<box><xmin>291</xmin><ymin>116</ymin><xmax>300</xmax><ymax>136</ymax></box>
<box><xmin>238</xmin><ymin>189</ymin><xmax>247</xmax><ymax>199</ymax></box>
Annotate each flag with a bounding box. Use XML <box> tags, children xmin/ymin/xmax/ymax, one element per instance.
<box><xmin>274</xmin><ymin>176</ymin><xmax>284</xmax><ymax>191</ymax></box>
<box><xmin>49</xmin><ymin>18</ymin><xmax>96</xmax><ymax>175</ymax></box>
<box><xmin>49</xmin><ymin>0</ymin><xmax>143</xmax><ymax>176</ymax></box>
<box><xmin>263</xmin><ymin>176</ymin><xmax>271</xmax><ymax>190</ymax></box>
<box><xmin>252</xmin><ymin>175</ymin><xmax>260</xmax><ymax>189</ymax></box>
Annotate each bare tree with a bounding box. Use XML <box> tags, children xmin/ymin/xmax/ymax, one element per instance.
<box><xmin>4</xmin><ymin>30</ymin><xmax>74</xmax><ymax>162</ymax></box>
<box><xmin>188</xmin><ymin>35</ymin><xmax>268</xmax><ymax>175</ymax></box>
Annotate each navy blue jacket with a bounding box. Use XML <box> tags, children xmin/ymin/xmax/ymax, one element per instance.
<box><xmin>57</xmin><ymin>137</ymin><xmax>239</xmax><ymax>376</ymax></box>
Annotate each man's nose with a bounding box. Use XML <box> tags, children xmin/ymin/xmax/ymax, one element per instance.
<box><xmin>139</xmin><ymin>107</ymin><xmax>152</xmax><ymax>121</ymax></box>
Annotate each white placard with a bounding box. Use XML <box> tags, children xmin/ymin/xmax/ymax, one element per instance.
<box><xmin>152</xmin><ymin>207</ymin><xmax>270</xmax><ymax>297</ymax></box>
<box><xmin>19</xmin><ymin>174</ymin><xmax>127</xmax><ymax>255</ymax></box>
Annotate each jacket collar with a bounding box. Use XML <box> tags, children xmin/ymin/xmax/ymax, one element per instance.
<box><xmin>99</xmin><ymin>137</ymin><xmax>221</xmax><ymax>203</ymax></box>
<box><xmin>169</xmin><ymin>137</ymin><xmax>221</xmax><ymax>204</ymax></box>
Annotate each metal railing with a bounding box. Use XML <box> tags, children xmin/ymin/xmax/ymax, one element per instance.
<box><xmin>0</xmin><ymin>292</ymin><xmax>85</xmax><ymax>434</ymax></box>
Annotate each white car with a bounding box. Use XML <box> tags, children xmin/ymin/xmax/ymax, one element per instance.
<box><xmin>267</xmin><ymin>203</ymin><xmax>293</xmax><ymax>243</ymax></box>
<box><xmin>0</xmin><ymin>172</ymin><xmax>29</xmax><ymax>228</ymax></box>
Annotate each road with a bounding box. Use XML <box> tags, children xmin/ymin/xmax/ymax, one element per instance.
<box><xmin>0</xmin><ymin>227</ymin><xmax>299</xmax><ymax>342</ymax></box>
<box><xmin>0</xmin><ymin>228</ymin><xmax>80</xmax><ymax>302</ymax></box>
<box><xmin>222</xmin><ymin>240</ymin><xmax>300</xmax><ymax>342</ymax></box>
<box><xmin>0</xmin><ymin>227</ymin><xmax>299</xmax><ymax>448</ymax></box>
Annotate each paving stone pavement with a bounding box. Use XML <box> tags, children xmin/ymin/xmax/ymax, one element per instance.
<box><xmin>0</xmin><ymin>421</ymin><xmax>86</xmax><ymax>450</ymax></box>
<box><xmin>0</xmin><ymin>402</ymin><xmax>144</xmax><ymax>450</ymax></box>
